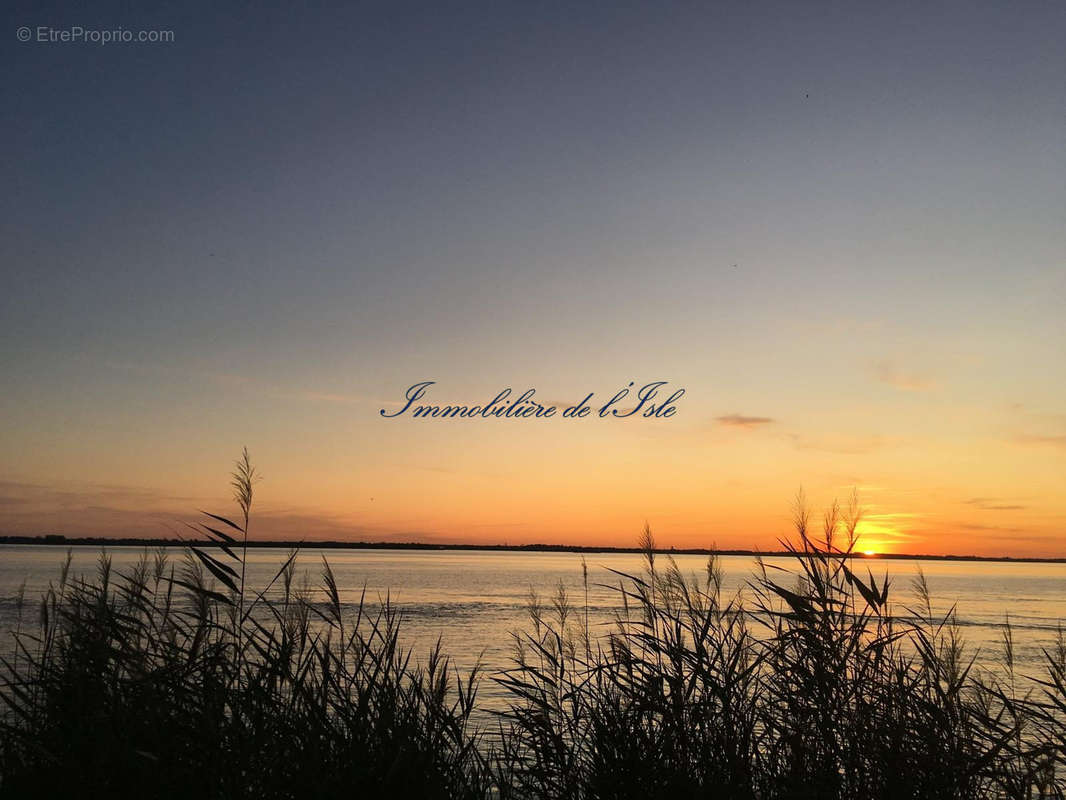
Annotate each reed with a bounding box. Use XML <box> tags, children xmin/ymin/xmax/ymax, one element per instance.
<box><xmin>493</xmin><ymin>491</ymin><xmax>1066</xmax><ymax>799</ymax></box>
<box><xmin>0</xmin><ymin>452</ymin><xmax>490</xmax><ymax>799</ymax></box>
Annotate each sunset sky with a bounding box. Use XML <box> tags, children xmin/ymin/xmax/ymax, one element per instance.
<box><xmin>2</xmin><ymin>2</ymin><xmax>1064</xmax><ymax>556</ymax></box>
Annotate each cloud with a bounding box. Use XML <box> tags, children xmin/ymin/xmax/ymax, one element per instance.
<box><xmin>954</xmin><ymin>522</ymin><xmax>1024</xmax><ymax>533</ymax></box>
<box><xmin>963</xmin><ymin>498</ymin><xmax>1026</xmax><ymax>511</ymax></box>
<box><xmin>977</xmin><ymin>532</ymin><xmax>1065</xmax><ymax>545</ymax></box>
<box><xmin>0</xmin><ymin>480</ymin><xmax>438</xmax><ymax>542</ymax></box>
<box><xmin>873</xmin><ymin>360</ymin><xmax>934</xmax><ymax>391</ymax></box>
<box><xmin>716</xmin><ymin>414</ymin><xmax>775</xmax><ymax>429</ymax></box>
<box><xmin>1013</xmin><ymin>434</ymin><xmax>1066</xmax><ymax>449</ymax></box>
<box><xmin>0</xmin><ymin>480</ymin><xmax>198</xmax><ymax>512</ymax></box>
<box><xmin>104</xmin><ymin>359</ymin><xmax>374</xmax><ymax>408</ymax></box>
<box><xmin>299</xmin><ymin>391</ymin><xmax>363</xmax><ymax>405</ymax></box>
<box><xmin>104</xmin><ymin>359</ymin><xmax>252</xmax><ymax>388</ymax></box>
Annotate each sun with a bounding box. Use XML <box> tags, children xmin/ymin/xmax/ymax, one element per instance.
<box><xmin>863</xmin><ymin>549</ymin><xmax>878</xmax><ymax>556</ymax></box>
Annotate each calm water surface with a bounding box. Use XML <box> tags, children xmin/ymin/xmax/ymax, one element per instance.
<box><xmin>2</xmin><ymin>546</ymin><xmax>1064</xmax><ymax>712</ymax></box>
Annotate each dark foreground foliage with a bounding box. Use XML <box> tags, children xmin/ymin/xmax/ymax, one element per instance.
<box><xmin>2</xmin><ymin>455</ymin><xmax>1065</xmax><ymax>799</ymax></box>
<box><xmin>497</xmin><ymin>508</ymin><xmax>1066</xmax><ymax>800</ymax></box>
<box><xmin>0</xmin><ymin>452</ymin><xmax>488</xmax><ymax>800</ymax></box>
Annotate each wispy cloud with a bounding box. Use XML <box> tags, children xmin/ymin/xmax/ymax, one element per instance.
<box><xmin>716</xmin><ymin>414</ymin><xmax>775</xmax><ymax>429</ymax></box>
<box><xmin>954</xmin><ymin>522</ymin><xmax>1024</xmax><ymax>534</ymax></box>
<box><xmin>0</xmin><ymin>480</ymin><xmax>199</xmax><ymax>511</ymax></box>
<box><xmin>299</xmin><ymin>391</ymin><xmax>363</xmax><ymax>405</ymax></box>
<box><xmin>1013</xmin><ymin>434</ymin><xmax>1066</xmax><ymax>449</ymax></box>
<box><xmin>0</xmin><ymin>480</ymin><xmax>442</xmax><ymax>542</ymax></box>
<box><xmin>104</xmin><ymin>359</ymin><xmax>373</xmax><ymax>408</ymax></box>
<box><xmin>856</xmin><ymin>511</ymin><xmax>920</xmax><ymax>544</ymax></box>
<box><xmin>104</xmin><ymin>359</ymin><xmax>252</xmax><ymax>388</ymax></box>
<box><xmin>978</xmin><ymin>532</ymin><xmax>1064</xmax><ymax>545</ymax></box>
<box><xmin>873</xmin><ymin>360</ymin><xmax>935</xmax><ymax>391</ymax></box>
<box><xmin>963</xmin><ymin>497</ymin><xmax>1026</xmax><ymax>511</ymax></box>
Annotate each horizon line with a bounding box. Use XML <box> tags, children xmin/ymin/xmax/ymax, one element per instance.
<box><xmin>2</xmin><ymin>535</ymin><xmax>1065</xmax><ymax>565</ymax></box>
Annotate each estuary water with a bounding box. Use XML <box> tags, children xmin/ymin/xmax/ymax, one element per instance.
<box><xmin>2</xmin><ymin>545</ymin><xmax>1065</xmax><ymax>713</ymax></box>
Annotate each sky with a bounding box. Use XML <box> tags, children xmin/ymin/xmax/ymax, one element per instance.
<box><xmin>2</xmin><ymin>1</ymin><xmax>1064</xmax><ymax>556</ymax></box>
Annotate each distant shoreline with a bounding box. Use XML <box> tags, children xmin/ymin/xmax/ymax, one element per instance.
<box><xmin>1</xmin><ymin>535</ymin><xmax>1064</xmax><ymax>564</ymax></box>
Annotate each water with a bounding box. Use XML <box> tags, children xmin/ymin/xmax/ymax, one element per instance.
<box><xmin>2</xmin><ymin>545</ymin><xmax>1065</xmax><ymax>713</ymax></box>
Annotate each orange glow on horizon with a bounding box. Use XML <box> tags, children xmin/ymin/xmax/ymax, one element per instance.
<box><xmin>2</xmin><ymin>415</ymin><xmax>1063</xmax><ymax>559</ymax></box>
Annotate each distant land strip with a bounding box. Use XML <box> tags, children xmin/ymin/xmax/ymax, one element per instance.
<box><xmin>1</xmin><ymin>536</ymin><xmax>1064</xmax><ymax>564</ymax></box>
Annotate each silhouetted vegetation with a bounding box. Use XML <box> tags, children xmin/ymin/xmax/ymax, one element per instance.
<box><xmin>495</xmin><ymin>496</ymin><xmax>1066</xmax><ymax>799</ymax></box>
<box><xmin>0</xmin><ymin>451</ymin><xmax>489</xmax><ymax>799</ymax></box>
<box><xmin>2</xmin><ymin>456</ymin><xmax>1065</xmax><ymax>798</ymax></box>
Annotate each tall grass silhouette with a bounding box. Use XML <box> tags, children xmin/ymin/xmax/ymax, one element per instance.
<box><xmin>493</xmin><ymin>492</ymin><xmax>1066</xmax><ymax>799</ymax></box>
<box><xmin>2</xmin><ymin>454</ymin><xmax>1065</xmax><ymax>798</ymax></box>
<box><xmin>0</xmin><ymin>450</ymin><xmax>490</xmax><ymax>799</ymax></box>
